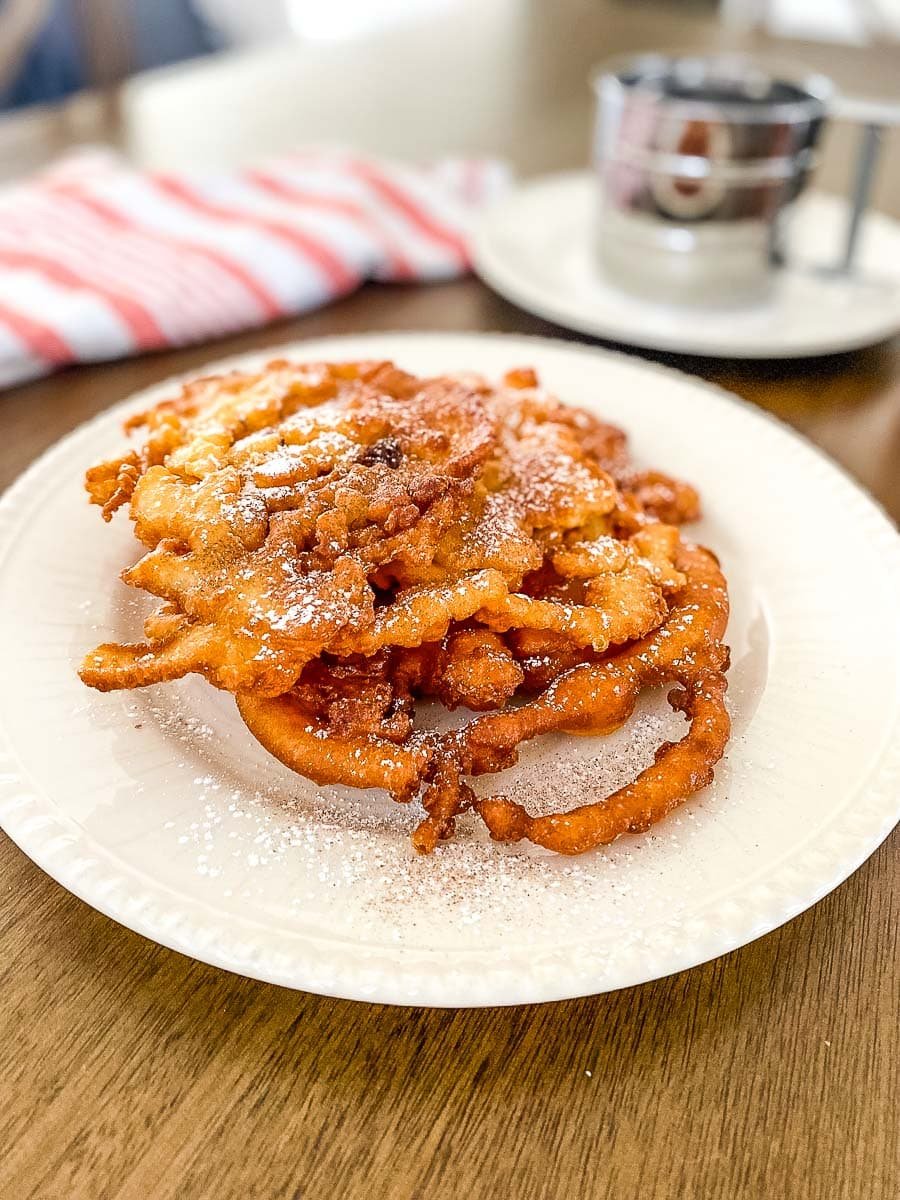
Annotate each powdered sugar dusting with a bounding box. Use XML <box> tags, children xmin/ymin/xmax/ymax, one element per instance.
<box><xmin>133</xmin><ymin>678</ymin><xmax>706</xmax><ymax>949</ymax></box>
<box><xmin>468</xmin><ymin>697</ymin><xmax>683</xmax><ymax>817</ymax></box>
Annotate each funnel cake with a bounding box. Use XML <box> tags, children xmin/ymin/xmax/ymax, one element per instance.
<box><xmin>81</xmin><ymin>359</ymin><xmax>729</xmax><ymax>854</ymax></box>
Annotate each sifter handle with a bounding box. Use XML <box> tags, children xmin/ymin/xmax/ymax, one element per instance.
<box><xmin>828</xmin><ymin>95</ymin><xmax>900</xmax><ymax>274</ymax></box>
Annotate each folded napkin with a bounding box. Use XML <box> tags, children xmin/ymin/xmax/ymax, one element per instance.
<box><xmin>0</xmin><ymin>149</ymin><xmax>509</xmax><ymax>388</ymax></box>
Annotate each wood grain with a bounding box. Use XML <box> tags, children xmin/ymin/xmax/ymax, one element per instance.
<box><xmin>0</xmin><ymin>2</ymin><xmax>898</xmax><ymax>1196</ymax></box>
<box><xmin>0</xmin><ymin>830</ymin><xmax>896</xmax><ymax>1200</ymax></box>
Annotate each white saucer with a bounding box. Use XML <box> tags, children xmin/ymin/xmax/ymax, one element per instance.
<box><xmin>472</xmin><ymin>172</ymin><xmax>900</xmax><ymax>358</ymax></box>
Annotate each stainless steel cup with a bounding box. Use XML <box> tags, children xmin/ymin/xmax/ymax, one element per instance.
<box><xmin>591</xmin><ymin>53</ymin><xmax>894</xmax><ymax>306</ymax></box>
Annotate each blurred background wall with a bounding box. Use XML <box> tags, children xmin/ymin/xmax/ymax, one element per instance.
<box><xmin>0</xmin><ymin>0</ymin><xmax>212</xmax><ymax>108</ymax></box>
<box><xmin>2</xmin><ymin>0</ymin><xmax>899</xmax><ymax>115</ymax></box>
<box><xmin>0</xmin><ymin>0</ymin><xmax>472</xmax><ymax>110</ymax></box>
<box><xmin>0</xmin><ymin>0</ymin><xmax>897</xmax><ymax>211</ymax></box>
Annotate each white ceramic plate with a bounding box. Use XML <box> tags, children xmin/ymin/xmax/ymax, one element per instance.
<box><xmin>472</xmin><ymin>172</ymin><xmax>900</xmax><ymax>358</ymax></box>
<box><xmin>1</xmin><ymin>333</ymin><xmax>898</xmax><ymax>1007</ymax></box>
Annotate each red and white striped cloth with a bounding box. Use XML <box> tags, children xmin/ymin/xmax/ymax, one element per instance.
<box><xmin>0</xmin><ymin>148</ymin><xmax>509</xmax><ymax>389</ymax></box>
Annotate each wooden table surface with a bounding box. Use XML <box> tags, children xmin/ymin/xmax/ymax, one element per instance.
<box><xmin>1</xmin><ymin>5</ymin><xmax>898</xmax><ymax>1199</ymax></box>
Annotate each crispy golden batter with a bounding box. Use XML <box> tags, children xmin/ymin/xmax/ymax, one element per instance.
<box><xmin>80</xmin><ymin>359</ymin><xmax>729</xmax><ymax>855</ymax></box>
